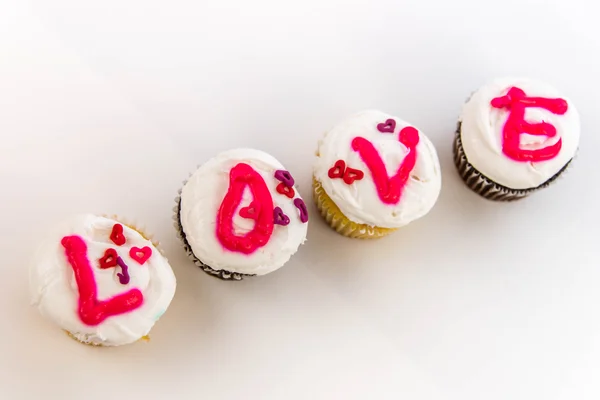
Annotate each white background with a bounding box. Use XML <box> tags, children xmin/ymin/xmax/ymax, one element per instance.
<box><xmin>0</xmin><ymin>0</ymin><xmax>598</xmax><ymax>399</ymax></box>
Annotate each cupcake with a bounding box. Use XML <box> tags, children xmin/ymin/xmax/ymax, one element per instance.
<box><xmin>454</xmin><ymin>77</ymin><xmax>580</xmax><ymax>201</ymax></box>
<box><xmin>176</xmin><ymin>148</ymin><xmax>308</xmax><ymax>280</ymax></box>
<box><xmin>29</xmin><ymin>214</ymin><xmax>177</xmax><ymax>347</ymax></box>
<box><xmin>313</xmin><ymin>110</ymin><xmax>442</xmax><ymax>239</ymax></box>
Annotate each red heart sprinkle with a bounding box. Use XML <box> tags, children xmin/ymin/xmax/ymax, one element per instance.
<box><xmin>377</xmin><ymin>119</ymin><xmax>396</xmax><ymax>133</ymax></box>
<box><xmin>328</xmin><ymin>160</ymin><xmax>346</xmax><ymax>179</ymax></box>
<box><xmin>129</xmin><ymin>246</ymin><xmax>152</xmax><ymax>265</ymax></box>
<box><xmin>343</xmin><ymin>167</ymin><xmax>365</xmax><ymax>184</ymax></box>
<box><xmin>110</xmin><ymin>224</ymin><xmax>126</xmax><ymax>246</ymax></box>
<box><xmin>99</xmin><ymin>248</ymin><xmax>118</xmax><ymax>269</ymax></box>
<box><xmin>239</xmin><ymin>201</ymin><xmax>260</xmax><ymax>220</ymax></box>
<box><xmin>276</xmin><ymin>183</ymin><xmax>295</xmax><ymax>198</ymax></box>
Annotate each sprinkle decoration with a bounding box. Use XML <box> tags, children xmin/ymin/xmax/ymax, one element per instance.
<box><xmin>351</xmin><ymin>125</ymin><xmax>419</xmax><ymax>205</ymax></box>
<box><xmin>276</xmin><ymin>182</ymin><xmax>295</xmax><ymax>199</ymax></box>
<box><xmin>99</xmin><ymin>249</ymin><xmax>131</xmax><ymax>285</ymax></box>
<box><xmin>491</xmin><ymin>86</ymin><xmax>568</xmax><ymax>162</ymax></box>
<box><xmin>343</xmin><ymin>167</ymin><xmax>364</xmax><ymax>185</ymax></box>
<box><xmin>294</xmin><ymin>198</ymin><xmax>309</xmax><ymax>223</ymax></box>
<box><xmin>129</xmin><ymin>246</ymin><xmax>152</xmax><ymax>265</ymax></box>
<box><xmin>328</xmin><ymin>159</ymin><xmax>364</xmax><ymax>185</ymax></box>
<box><xmin>110</xmin><ymin>224</ymin><xmax>126</xmax><ymax>246</ymax></box>
<box><xmin>116</xmin><ymin>257</ymin><xmax>131</xmax><ymax>285</ymax></box>
<box><xmin>98</xmin><ymin>248</ymin><xmax>118</xmax><ymax>269</ymax></box>
<box><xmin>239</xmin><ymin>201</ymin><xmax>260</xmax><ymax>220</ymax></box>
<box><xmin>61</xmin><ymin>235</ymin><xmax>143</xmax><ymax>326</ymax></box>
<box><xmin>273</xmin><ymin>169</ymin><xmax>306</xmax><ymax>225</ymax></box>
<box><xmin>377</xmin><ymin>118</ymin><xmax>396</xmax><ymax>133</ymax></box>
<box><xmin>274</xmin><ymin>170</ymin><xmax>295</xmax><ymax>187</ymax></box>
<box><xmin>216</xmin><ymin>163</ymin><xmax>274</xmax><ymax>254</ymax></box>
<box><xmin>328</xmin><ymin>160</ymin><xmax>346</xmax><ymax>179</ymax></box>
<box><xmin>273</xmin><ymin>207</ymin><xmax>290</xmax><ymax>226</ymax></box>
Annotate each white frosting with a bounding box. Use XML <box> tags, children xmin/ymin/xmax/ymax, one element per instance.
<box><xmin>314</xmin><ymin>110</ymin><xmax>442</xmax><ymax>228</ymax></box>
<box><xmin>180</xmin><ymin>148</ymin><xmax>308</xmax><ymax>276</ymax></box>
<box><xmin>459</xmin><ymin>77</ymin><xmax>580</xmax><ymax>189</ymax></box>
<box><xmin>29</xmin><ymin>215</ymin><xmax>176</xmax><ymax>346</ymax></box>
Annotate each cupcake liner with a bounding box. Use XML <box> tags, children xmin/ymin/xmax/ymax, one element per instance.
<box><xmin>65</xmin><ymin>331</ymin><xmax>105</xmax><ymax>347</ymax></box>
<box><xmin>312</xmin><ymin>177</ymin><xmax>397</xmax><ymax>239</ymax></box>
<box><xmin>65</xmin><ymin>331</ymin><xmax>150</xmax><ymax>347</ymax></box>
<box><xmin>173</xmin><ymin>189</ymin><xmax>252</xmax><ymax>281</ymax></box>
<box><xmin>453</xmin><ymin>123</ymin><xmax>573</xmax><ymax>201</ymax></box>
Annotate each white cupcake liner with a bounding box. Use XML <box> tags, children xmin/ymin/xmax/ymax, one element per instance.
<box><xmin>172</xmin><ymin>177</ymin><xmax>253</xmax><ymax>281</ymax></box>
<box><xmin>453</xmin><ymin>123</ymin><xmax>573</xmax><ymax>201</ymax></box>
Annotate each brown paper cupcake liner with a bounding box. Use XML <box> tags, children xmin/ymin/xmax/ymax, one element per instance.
<box><xmin>453</xmin><ymin>123</ymin><xmax>572</xmax><ymax>201</ymax></box>
<box><xmin>173</xmin><ymin>192</ymin><xmax>253</xmax><ymax>281</ymax></box>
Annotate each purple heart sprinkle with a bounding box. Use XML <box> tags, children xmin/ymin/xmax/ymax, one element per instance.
<box><xmin>273</xmin><ymin>207</ymin><xmax>290</xmax><ymax>226</ymax></box>
<box><xmin>116</xmin><ymin>256</ymin><xmax>131</xmax><ymax>285</ymax></box>
<box><xmin>293</xmin><ymin>198</ymin><xmax>309</xmax><ymax>223</ymax></box>
<box><xmin>274</xmin><ymin>170</ymin><xmax>295</xmax><ymax>187</ymax></box>
<box><xmin>376</xmin><ymin>119</ymin><xmax>396</xmax><ymax>133</ymax></box>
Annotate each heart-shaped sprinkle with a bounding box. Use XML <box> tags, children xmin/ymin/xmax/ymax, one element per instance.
<box><xmin>328</xmin><ymin>160</ymin><xmax>346</xmax><ymax>179</ymax></box>
<box><xmin>276</xmin><ymin>183</ymin><xmax>295</xmax><ymax>198</ymax></box>
<box><xmin>273</xmin><ymin>207</ymin><xmax>290</xmax><ymax>226</ymax></box>
<box><xmin>239</xmin><ymin>201</ymin><xmax>260</xmax><ymax>220</ymax></box>
<box><xmin>274</xmin><ymin>170</ymin><xmax>295</xmax><ymax>187</ymax></box>
<box><xmin>377</xmin><ymin>119</ymin><xmax>396</xmax><ymax>133</ymax></box>
<box><xmin>99</xmin><ymin>248</ymin><xmax>118</xmax><ymax>269</ymax></box>
<box><xmin>293</xmin><ymin>198</ymin><xmax>309</xmax><ymax>223</ymax></box>
<box><xmin>116</xmin><ymin>257</ymin><xmax>130</xmax><ymax>285</ymax></box>
<box><xmin>343</xmin><ymin>167</ymin><xmax>364</xmax><ymax>185</ymax></box>
<box><xmin>110</xmin><ymin>224</ymin><xmax>126</xmax><ymax>246</ymax></box>
<box><xmin>129</xmin><ymin>246</ymin><xmax>152</xmax><ymax>265</ymax></box>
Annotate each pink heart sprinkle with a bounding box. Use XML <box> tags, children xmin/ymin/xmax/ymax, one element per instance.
<box><xmin>239</xmin><ymin>201</ymin><xmax>260</xmax><ymax>220</ymax></box>
<box><xmin>129</xmin><ymin>246</ymin><xmax>152</xmax><ymax>265</ymax></box>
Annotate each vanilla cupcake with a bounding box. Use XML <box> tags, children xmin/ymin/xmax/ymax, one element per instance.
<box><xmin>313</xmin><ymin>110</ymin><xmax>441</xmax><ymax>238</ymax></box>
<box><xmin>454</xmin><ymin>77</ymin><xmax>580</xmax><ymax>200</ymax></box>
<box><xmin>176</xmin><ymin>149</ymin><xmax>308</xmax><ymax>280</ymax></box>
<box><xmin>29</xmin><ymin>215</ymin><xmax>177</xmax><ymax>346</ymax></box>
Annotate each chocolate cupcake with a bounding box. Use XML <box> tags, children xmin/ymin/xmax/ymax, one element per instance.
<box><xmin>454</xmin><ymin>77</ymin><xmax>580</xmax><ymax>201</ymax></box>
<box><xmin>175</xmin><ymin>149</ymin><xmax>308</xmax><ymax>280</ymax></box>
